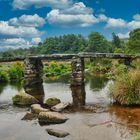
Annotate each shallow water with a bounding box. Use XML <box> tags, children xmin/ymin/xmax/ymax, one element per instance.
<box><xmin>0</xmin><ymin>77</ymin><xmax>139</xmax><ymax>140</ymax></box>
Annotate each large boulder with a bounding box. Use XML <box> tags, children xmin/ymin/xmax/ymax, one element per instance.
<box><xmin>51</xmin><ymin>102</ymin><xmax>70</xmax><ymax>112</ymax></box>
<box><xmin>46</xmin><ymin>128</ymin><xmax>70</xmax><ymax>138</ymax></box>
<box><xmin>31</xmin><ymin>104</ymin><xmax>49</xmax><ymax>114</ymax></box>
<box><xmin>38</xmin><ymin>112</ymin><xmax>68</xmax><ymax>125</ymax></box>
<box><xmin>45</xmin><ymin>98</ymin><xmax>61</xmax><ymax>107</ymax></box>
<box><xmin>12</xmin><ymin>92</ymin><xmax>38</xmax><ymax>106</ymax></box>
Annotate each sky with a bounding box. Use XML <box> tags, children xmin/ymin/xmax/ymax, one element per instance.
<box><xmin>0</xmin><ymin>0</ymin><xmax>140</xmax><ymax>50</ymax></box>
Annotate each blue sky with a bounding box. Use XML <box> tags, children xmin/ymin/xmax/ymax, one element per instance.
<box><xmin>0</xmin><ymin>0</ymin><xmax>140</xmax><ymax>49</ymax></box>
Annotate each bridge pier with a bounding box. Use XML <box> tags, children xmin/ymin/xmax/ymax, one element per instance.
<box><xmin>71</xmin><ymin>57</ymin><xmax>85</xmax><ymax>86</ymax></box>
<box><xmin>71</xmin><ymin>84</ymin><xmax>86</xmax><ymax>107</ymax></box>
<box><xmin>124</xmin><ymin>58</ymin><xmax>132</xmax><ymax>67</ymax></box>
<box><xmin>24</xmin><ymin>57</ymin><xmax>43</xmax><ymax>79</ymax></box>
<box><xmin>23</xmin><ymin>58</ymin><xmax>44</xmax><ymax>103</ymax></box>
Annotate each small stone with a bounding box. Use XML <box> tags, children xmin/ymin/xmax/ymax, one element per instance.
<box><xmin>22</xmin><ymin>112</ymin><xmax>35</xmax><ymax>120</ymax></box>
<box><xmin>45</xmin><ymin>98</ymin><xmax>61</xmax><ymax>107</ymax></box>
<box><xmin>38</xmin><ymin>112</ymin><xmax>68</xmax><ymax>125</ymax></box>
<box><xmin>51</xmin><ymin>102</ymin><xmax>70</xmax><ymax>112</ymax></box>
<box><xmin>46</xmin><ymin>128</ymin><xmax>70</xmax><ymax>138</ymax></box>
<box><xmin>31</xmin><ymin>104</ymin><xmax>49</xmax><ymax>114</ymax></box>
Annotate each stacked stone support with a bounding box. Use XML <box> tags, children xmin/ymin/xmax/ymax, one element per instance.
<box><xmin>71</xmin><ymin>57</ymin><xmax>85</xmax><ymax>86</ymax></box>
<box><xmin>23</xmin><ymin>58</ymin><xmax>44</xmax><ymax>103</ymax></box>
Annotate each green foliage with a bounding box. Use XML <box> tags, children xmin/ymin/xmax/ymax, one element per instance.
<box><xmin>114</xmin><ymin>48</ymin><xmax>125</xmax><ymax>53</ymax></box>
<box><xmin>0</xmin><ymin>71</ymin><xmax>9</xmax><ymax>82</ymax></box>
<box><xmin>114</xmin><ymin>64</ymin><xmax>128</xmax><ymax>75</ymax></box>
<box><xmin>44</xmin><ymin>61</ymin><xmax>71</xmax><ymax>77</ymax></box>
<box><xmin>87</xmin><ymin>32</ymin><xmax>113</xmax><ymax>53</ymax></box>
<box><xmin>110</xmin><ymin>70</ymin><xmax>140</xmax><ymax>105</ymax></box>
<box><xmin>8</xmin><ymin>62</ymin><xmax>23</xmax><ymax>81</ymax></box>
<box><xmin>127</xmin><ymin>28</ymin><xmax>140</xmax><ymax>53</ymax></box>
<box><xmin>40</xmin><ymin>34</ymin><xmax>88</xmax><ymax>54</ymax></box>
<box><xmin>88</xmin><ymin>59</ymin><xmax>113</xmax><ymax>74</ymax></box>
<box><xmin>112</xmin><ymin>32</ymin><xmax>122</xmax><ymax>48</ymax></box>
<box><xmin>0</xmin><ymin>29</ymin><xmax>139</xmax><ymax>56</ymax></box>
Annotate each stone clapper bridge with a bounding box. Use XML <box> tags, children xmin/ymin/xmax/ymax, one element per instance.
<box><xmin>1</xmin><ymin>53</ymin><xmax>140</xmax><ymax>106</ymax></box>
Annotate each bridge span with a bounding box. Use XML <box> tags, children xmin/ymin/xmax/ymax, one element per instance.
<box><xmin>0</xmin><ymin>53</ymin><xmax>139</xmax><ymax>62</ymax></box>
<box><xmin>0</xmin><ymin>53</ymin><xmax>140</xmax><ymax>88</ymax></box>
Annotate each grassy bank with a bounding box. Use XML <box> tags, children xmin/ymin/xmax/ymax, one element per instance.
<box><xmin>0</xmin><ymin>62</ymin><xmax>24</xmax><ymax>83</ymax></box>
<box><xmin>110</xmin><ymin>68</ymin><xmax>140</xmax><ymax>105</ymax></box>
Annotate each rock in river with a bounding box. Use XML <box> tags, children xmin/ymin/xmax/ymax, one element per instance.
<box><xmin>51</xmin><ymin>102</ymin><xmax>70</xmax><ymax>112</ymax></box>
<box><xmin>45</xmin><ymin>97</ymin><xmax>61</xmax><ymax>107</ymax></box>
<box><xmin>12</xmin><ymin>92</ymin><xmax>38</xmax><ymax>106</ymax></box>
<box><xmin>38</xmin><ymin>112</ymin><xmax>68</xmax><ymax>125</ymax></box>
<box><xmin>22</xmin><ymin>112</ymin><xmax>36</xmax><ymax>120</ymax></box>
<box><xmin>46</xmin><ymin>128</ymin><xmax>70</xmax><ymax>138</ymax></box>
<box><xmin>31</xmin><ymin>104</ymin><xmax>49</xmax><ymax>114</ymax></box>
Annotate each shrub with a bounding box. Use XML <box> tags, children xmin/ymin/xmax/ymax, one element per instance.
<box><xmin>44</xmin><ymin>61</ymin><xmax>71</xmax><ymax>77</ymax></box>
<box><xmin>110</xmin><ymin>70</ymin><xmax>140</xmax><ymax>105</ymax></box>
<box><xmin>0</xmin><ymin>71</ymin><xmax>9</xmax><ymax>82</ymax></box>
<box><xmin>8</xmin><ymin>62</ymin><xmax>23</xmax><ymax>81</ymax></box>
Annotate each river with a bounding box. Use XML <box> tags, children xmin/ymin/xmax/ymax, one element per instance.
<box><xmin>0</xmin><ymin>76</ymin><xmax>139</xmax><ymax>140</ymax></box>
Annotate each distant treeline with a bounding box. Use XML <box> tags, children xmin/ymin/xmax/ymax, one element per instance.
<box><xmin>0</xmin><ymin>28</ymin><xmax>140</xmax><ymax>57</ymax></box>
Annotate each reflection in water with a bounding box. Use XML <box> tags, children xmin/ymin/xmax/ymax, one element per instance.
<box><xmin>0</xmin><ymin>83</ymin><xmax>7</xmax><ymax>95</ymax></box>
<box><xmin>0</xmin><ymin>75</ymin><xmax>140</xmax><ymax>140</ymax></box>
<box><xmin>24</xmin><ymin>78</ymin><xmax>45</xmax><ymax>104</ymax></box>
<box><xmin>9</xmin><ymin>81</ymin><xmax>23</xmax><ymax>91</ymax></box>
<box><xmin>70</xmin><ymin>84</ymin><xmax>86</xmax><ymax>108</ymax></box>
<box><xmin>87</xmin><ymin>76</ymin><xmax>109</xmax><ymax>91</ymax></box>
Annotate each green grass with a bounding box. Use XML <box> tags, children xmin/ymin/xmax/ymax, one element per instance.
<box><xmin>110</xmin><ymin>69</ymin><xmax>140</xmax><ymax>105</ymax></box>
<box><xmin>0</xmin><ymin>62</ymin><xmax>24</xmax><ymax>83</ymax></box>
<box><xmin>43</xmin><ymin>61</ymin><xmax>71</xmax><ymax>77</ymax></box>
<box><xmin>134</xmin><ymin>131</ymin><xmax>140</xmax><ymax>140</ymax></box>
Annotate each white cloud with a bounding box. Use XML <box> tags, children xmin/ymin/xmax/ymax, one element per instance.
<box><xmin>12</xmin><ymin>0</ymin><xmax>72</xmax><ymax>10</ymax></box>
<box><xmin>32</xmin><ymin>37</ymin><xmax>42</xmax><ymax>45</ymax></box>
<box><xmin>0</xmin><ymin>13</ymin><xmax>45</xmax><ymax>49</ymax></box>
<box><xmin>47</xmin><ymin>2</ymin><xmax>98</xmax><ymax>27</ymax></box>
<box><xmin>127</xmin><ymin>20</ymin><xmax>140</xmax><ymax>29</ymax></box>
<box><xmin>0</xmin><ymin>37</ymin><xmax>42</xmax><ymax>49</ymax></box>
<box><xmin>106</xmin><ymin>18</ymin><xmax>127</xmax><ymax>28</ymax></box>
<box><xmin>0</xmin><ymin>38</ymin><xmax>32</xmax><ymax>49</ymax></box>
<box><xmin>0</xmin><ymin>21</ymin><xmax>42</xmax><ymax>39</ymax></box>
<box><xmin>98</xmin><ymin>14</ymin><xmax>108</xmax><ymax>21</ymax></box>
<box><xmin>118</xmin><ymin>32</ymin><xmax>130</xmax><ymax>39</ymax></box>
<box><xmin>9</xmin><ymin>14</ymin><xmax>45</xmax><ymax>27</ymax></box>
<box><xmin>99</xmin><ymin>13</ymin><xmax>140</xmax><ymax>29</ymax></box>
<box><xmin>61</xmin><ymin>2</ymin><xmax>93</xmax><ymax>15</ymax></box>
<box><xmin>133</xmin><ymin>14</ymin><xmax>140</xmax><ymax>21</ymax></box>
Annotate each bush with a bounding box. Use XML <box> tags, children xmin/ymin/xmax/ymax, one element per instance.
<box><xmin>0</xmin><ymin>71</ymin><xmax>9</xmax><ymax>82</ymax></box>
<box><xmin>44</xmin><ymin>61</ymin><xmax>71</xmax><ymax>77</ymax></box>
<box><xmin>110</xmin><ymin>70</ymin><xmax>140</xmax><ymax>105</ymax></box>
<box><xmin>8</xmin><ymin>62</ymin><xmax>23</xmax><ymax>81</ymax></box>
<box><xmin>88</xmin><ymin>59</ymin><xmax>113</xmax><ymax>74</ymax></box>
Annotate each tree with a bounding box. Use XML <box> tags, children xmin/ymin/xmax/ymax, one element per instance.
<box><xmin>87</xmin><ymin>32</ymin><xmax>112</xmax><ymax>53</ymax></box>
<box><xmin>112</xmin><ymin>32</ymin><xmax>122</xmax><ymax>48</ymax></box>
<box><xmin>127</xmin><ymin>28</ymin><xmax>140</xmax><ymax>53</ymax></box>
